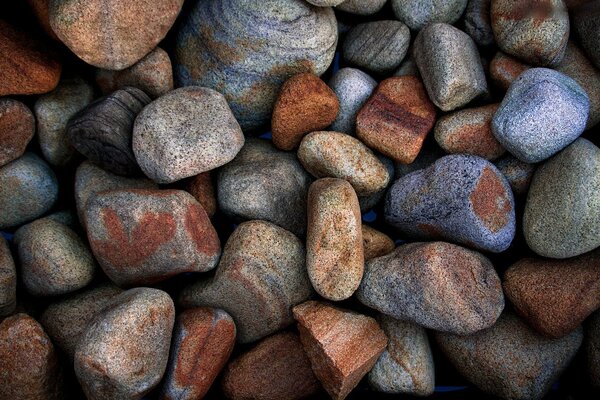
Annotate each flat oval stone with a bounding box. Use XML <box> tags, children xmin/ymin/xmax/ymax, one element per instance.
<box><xmin>492</xmin><ymin>68</ymin><xmax>589</xmax><ymax>163</ymax></box>
<box><xmin>221</xmin><ymin>332</ymin><xmax>321</xmax><ymax>400</ymax></box>
<box><xmin>391</xmin><ymin>0</ymin><xmax>468</xmax><ymax>31</ymax></box>
<box><xmin>0</xmin><ymin>98</ymin><xmax>35</xmax><ymax>167</ymax></box>
<box><xmin>74</xmin><ymin>288</ymin><xmax>175</xmax><ymax>400</ymax></box>
<box><xmin>49</xmin><ymin>0</ymin><xmax>184</xmax><ymax>70</ymax></box>
<box><xmin>335</xmin><ymin>0</ymin><xmax>387</xmax><ymax>15</ymax></box>
<box><xmin>362</xmin><ymin>224</ymin><xmax>395</xmax><ymax>261</ymax></box>
<box><xmin>307</xmin><ymin>178</ymin><xmax>363</xmax><ymax>301</ymax></box>
<box><xmin>186</xmin><ymin>172</ymin><xmax>216</xmax><ymax>218</ymax></box>
<box><xmin>385</xmin><ymin>154</ymin><xmax>516</xmax><ymax>253</ymax></box>
<box><xmin>490</xmin><ymin>51</ymin><xmax>530</xmax><ymax>91</ymax></box>
<box><xmin>133</xmin><ymin>86</ymin><xmax>244</xmax><ymax>183</ymax></box>
<box><xmin>217</xmin><ymin>138</ymin><xmax>311</xmax><ymax>236</ymax></box>
<box><xmin>174</xmin><ymin>0</ymin><xmax>337</xmax><ymax>131</ymax></box>
<box><xmin>491</xmin><ymin>0</ymin><xmax>569</xmax><ymax>66</ymax></box>
<box><xmin>0</xmin><ymin>236</ymin><xmax>16</xmax><ymax>316</ymax></box>
<box><xmin>436</xmin><ymin>312</ymin><xmax>583</xmax><ymax>400</ymax></box>
<box><xmin>494</xmin><ymin>155</ymin><xmax>535</xmax><ymax>196</ymax></box>
<box><xmin>161</xmin><ymin>308</ymin><xmax>236</xmax><ymax>400</ymax></box>
<box><xmin>328</xmin><ymin>68</ymin><xmax>377</xmax><ymax>135</ymax></box>
<box><xmin>572</xmin><ymin>1</ymin><xmax>600</xmax><ymax>70</ymax></box>
<box><xmin>524</xmin><ymin>138</ymin><xmax>600</xmax><ymax>258</ymax></box>
<box><xmin>299</xmin><ymin>131</ymin><xmax>390</xmax><ymax>196</ymax></box>
<box><xmin>0</xmin><ymin>313</ymin><xmax>63</xmax><ymax>400</ymax></box>
<box><xmin>84</xmin><ymin>189</ymin><xmax>221</xmax><ymax>286</ymax></box>
<box><xmin>464</xmin><ymin>0</ymin><xmax>495</xmax><ymax>47</ymax></box>
<box><xmin>587</xmin><ymin>312</ymin><xmax>600</xmax><ymax>388</ymax></box>
<box><xmin>179</xmin><ymin>220</ymin><xmax>312</xmax><ymax>343</ymax></box>
<box><xmin>357</xmin><ymin>242</ymin><xmax>504</xmax><ymax>334</ymax></box>
<box><xmin>0</xmin><ymin>152</ymin><xmax>58</xmax><ymax>229</ymax></box>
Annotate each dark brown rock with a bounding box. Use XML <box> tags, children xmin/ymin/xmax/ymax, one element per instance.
<box><xmin>0</xmin><ymin>98</ymin><xmax>35</xmax><ymax>167</ymax></box>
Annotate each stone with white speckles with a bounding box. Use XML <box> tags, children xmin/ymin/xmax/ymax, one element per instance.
<box><xmin>328</xmin><ymin>68</ymin><xmax>377</xmax><ymax>135</ymax></box>
<box><xmin>392</xmin><ymin>0</ymin><xmax>468</xmax><ymax>31</ymax></box>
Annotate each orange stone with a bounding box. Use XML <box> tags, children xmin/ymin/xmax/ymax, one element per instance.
<box><xmin>293</xmin><ymin>301</ymin><xmax>388</xmax><ymax>400</ymax></box>
<box><xmin>186</xmin><ymin>171</ymin><xmax>217</xmax><ymax>217</ymax></box>
<box><xmin>362</xmin><ymin>224</ymin><xmax>395</xmax><ymax>261</ymax></box>
<box><xmin>490</xmin><ymin>51</ymin><xmax>530</xmax><ymax>91</ymax></box>
<box><xmin>469</xmin><ymin>166</ymin><xmax>512</xmax><ymax>233</ymax></box>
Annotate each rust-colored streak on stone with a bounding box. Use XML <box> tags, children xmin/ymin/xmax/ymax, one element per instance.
<box><xmin>417</xmin><ymin>223</ymin><xmax>444</xmax><ymax>238</ymax></box>
<box><xmin>494</xmin><ymin>0</ymin><xmax>555</xmax><ymax>27</ymax></box>
<box><xmin>184</xmin><ymin>203</ymin><xmax>220</xmax><ymax>256</ymax></box>
<box><xmin>186</xmin><ymin>172</ymin><xmax>216</xmax><ymax>217</ymax></box>
<box><xmin>490</xmin><ymin>52</ymin><xmax>530</xmax><ymax>91</ymax></box>
<box><xmin>469</xmin><ymin>167</ymin><xmax>512</xmax><ymax>233</ymax></box>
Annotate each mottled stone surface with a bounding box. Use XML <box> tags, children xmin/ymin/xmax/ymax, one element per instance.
<box><xmin>0</xmin><ymin>153</ymin><xmax>59</xmax><ymax>229</ymax></box>
<box><xmin>572</xmin><ymin>1</ymin><xmax>600</xmax><ymax>70</ymax></box>
<box><xmin>161</xmin><ymin>308</ymin><xmax>236</xmax><ymax>400</ymax></box>
<box><xmin>465</xmin><ymin>0</ymin><xmax>495</xmax><ymax>47</ymax></box>
<box><xmin>179</xmin><ymin>220</ymin><xmax>312</xmax><ymax>343</ymax></box>
<box><xmin>392</xmin><ymin>0</ymin><xmax>468</xmax><ymax>30</ymax></box>
<box><xmin>436</xmin><ymin>312</ymin><xmax>583</xmax><ymax>400</ymax></box>
<box><xmin>35</xmin><ymin>77</ymin><xmax>94</xmax><ymax>166</ymax></box>
<box><xmin>222</xmin><ymin>332</ymin><xmax>321</xmax><ymax>400</ymax></box>
<box><xmin>358</xmin><ymin>242</ymin><xmax>504</xmax><ymax>334</ymax></box>
<box><xmin>96</xmin><ymin>47</ymin><xmax>173</xmax><ymax>99</ymax></box>
<box><xmin>435</xmin><ymin>103</ymin><xmax>504</xmax><ymax>160</ymax></box>
<box><xmin>356</xmin><ymin>76</ymin><xmax>436</xmax><ymax>163</ymax></box>
<box><xmin>328</xmin><ymin>68</ymin><xmax>377</xmax><ymax>135</ymax></box>
<box><xmin>358</xmin><ymin>154</ymin><xmax>395</xmax><ymax>212</ymax></box>
<box><xmin>271</xmin><ymin>73</ymin><xmax>339</xmax><ymax>150</ymax></box>
<box><xmin>306</xmin><ymin>0</ymin><xmax>345</xmax><ymax>5</ymax></box>
<box><xmin>307</xmin><ymin>178</ymin><xmax>363</xmax><ymax>301</ymax></box>
<box><xmin>385</xmin><ymin>154</ymin><xmax>515</xmax><ymax>252</ymax></box>
<box><xmin>0</xmin><ymin>98</ymin><xmax>35</xmax><ymax>168</ymax></box>
<box><xmin>68</xmin><ymin>87</ymin><xmax>150</xmax><ymax>175</ymax></box>
<box><xmin>414</xmin><ymin>23</ymin><xmax>488</xmax><ymax>111</ymax></box>
<box><xmin>84</xmin><ymin>189</ymin><xmax>220</xmax><ymax>286</ymax></box>
<box><xmin>490</xmin><ymin>51</ymin><xmax>530</xmax><ymax>91</ymax></box>
<box><xmin>492</xmin><ymin>68</ymin><xmax>589</xmax><ymax>163</ymax></box>
<box><xmin>40</xmin><ymin>283</ymin><xmax>123</xmax><ymax>358</ymax></box>
<box><xmin>15</xmin><ymin>218</ymin><xmax>95</xmax><ymax>296</ymax></box>
<box><xmin>133</xmin><ymin>86</ymin><xmax>244</xmax><ymax>183</ymax></box>
<box><xmin>174</xmin><ymin>0</ymin><xmax>337</xmax><ymax>131</ymax></box>
<box><xmin>0</xmin><ymin>236</ymin><xmax>16</xmax><ymax>316</ymax></box>
<box><xmin>368</xmin><ymin>316</ymin><xmax>435</xmax><ymax>395</ymax></box>
<box><xmin>293</xmin><ymin>301</ymin><xmax>388</xmax><ymax>400</ymax></box>
<box><xmin>74</xmin><ymin>288</ymin><xmax>175</xmax><ymax>400</ymax></box>
<box><xmin>342</xmin><ymin>21</ymin><xmax>410</xmax><ymax>74</ymax></box>
<box><xmin>524</xmin><ymin>138</ymin><xmax>600</xmax><ymax>258</ymax></box>
<box><xmin>494</xmin><ymin>155</ymin><xmax>535</xmax><ymax>196</ymax></box>
<box><xmin>299</xmin><ymin>131</ymin><xmax>390</xmax><ymax>196</ymax></box>
<box><xmin>217</xmin><ymin>139</ymin><xmax>311</xmax><ymax>236</ymax></box>
<box><xmin>49</xmin><ymin>0</ymin><xmax>184</xmax><ymax>70</ymax></box>
<box><xmin>362</xmin><ymin>224</ymin><xmax>395</xmax><ymax>261</ymax></box>
<box><xmin>186</xmin><ymin>172</ymin><xmax>216</xmax><ymax>218</ymax></box>
<box><xmin>504</xmin><ymin>251</ymin><xmax>600</xmax><ymax>338</ymax></box>
<box><xmin>587</xmin><ymin>311</ymin><xmax>600</xmax><ymax>387</ymax></box>
<box><xmin>336</xmin><ymin>0</ymin><xmax>387</xmax><ymax>15</ymax></box>
<box><xmin>0</xmin><ymin>314</ymin><xmax>63</xmax><ymax>400</ymax></box>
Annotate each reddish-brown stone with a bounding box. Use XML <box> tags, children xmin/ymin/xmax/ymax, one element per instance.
<box><xmin>0</xmin><ymin>98</ymin><xmax>35</xmax><ymax>167</ymax></box>
<box><xmin>469</xmin><ymin>167</ymin><xmax>512</xmax><ymax>233</ymax></box>
<box><xmin>293</xmin><ymin>301</ymin><xmax>388</xmax><ymax>400</ymax></box>
<box><xmin>271</xmin><ymin>73</ymin><xmax>340</xmax><ymax>150</ymax></box>
<box><xmin>186</xmin><ymin>171</ymin><xmax>217</xmax><ymax>217</ymax></box>
<box><xmin>362</xmin><ymin>224</ymin><xmax>395</xmax><ymax>261</ymax></box>
<box><xmin>356</xmin><ymin>76</ymin><xmax>436</xmax><ymax>164</ymax></box>
<box><xmin>490</xmin><ymin>51</ymin><xmax>530</xmax><ymax>91</ymax></box>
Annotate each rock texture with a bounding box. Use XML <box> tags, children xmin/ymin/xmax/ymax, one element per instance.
<box><xmin>0</xmin><ymin>236</ymin><xmax>16</xmax><ymax>316</ymax></box>
<box><xmin>0</xmin><ymin>98</ymin><xmax>35</xmax><ymax>167</ymax></box>
<box><xmin>186</xmin><ymin>172</ymin><xmax>217</xmax><ymax>218</ymax></box>
<box><xmin>494</xmin><ymin>155</ymin><xmax>535</xmax><ymax>196</ymax></box>
<box><xmin>465</xmin><ymin>0</ymin><xmax>495</xmax><ymax>47</ymax></box>
<box><xmin>490</xmin><ymin>51</ymin><xmax>530</xmax><ymax>91</ymax></box>
<box><xmin>572</xmin><ymin>1</ymin><xmax>600</xmax><ymax>70</ymax></box>
<box><xmin>392</xmin><ymin>0</ymin><xmax>468</xmax><ymax>31</ymax></box>
<box><xmin>336</xmin><ymin>0</ymin><xmax>387</xmax><ymax>15</ymax></box>
<box><xmin>362</xmin><ymin>225</ymin><xmax>395</xmax><ymax>261</ymax></box>
<box><xmin>328</xmin><ymin>68</ymin><xmax>377</xmax><ymax>135</ymax></box>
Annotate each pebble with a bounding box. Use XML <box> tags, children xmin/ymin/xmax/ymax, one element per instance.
<box><xmin>293</xmin><ymin>301</ymin><xmax>388</xmax><ymax>400</ymax></box>
<box><xmin>335</xmin><ymin>0</ymin><xmax>387</xmax><ymax>15</ymax></box>
<box><xmin>34</xmin><ymin>77</ymin><xmax>95</xmax><ymax>166</ymax></box>
<box><xmin>489</xmin><ymin>51</ymin><xmax>529</xmax><ymax>91</ymax></box>
<box><xmin>45</xmin><ymin>209</ymin><xmax>78</xmax><ymax>230</ymax></box>
<box><xmin>221</xmin><ymin>332</ymin><xmax>321</xmax><ymax>400</ymax></box>
<box><xmin>391</xmin><ymin>0</ymin><xmax>468</xmax><ymax>31</ymax></box>
<box><xmin>342</xmin><ymin>21</ymin><xmax>410</xmax><ymax>74</ymax></box>
<box><xmin>587</xmin><ymin>312</ymin><xmax>600</xmax><ymax>387</ymax></box>
<box><xmin>0</xmin><ymin>314</ymin><xmax>63</xmax><ymax>400</ymax></box>
<box><xmin>436</xmin><ymin>312</ymin><xmax>583</xmax><ymax>399</ymax></box>
<box><xmin>271</xmin><ymin>73</ymin><xmax>339</xmax><ymax>150</ymax></box>
<box><xmin>358</xmin><ymin>154</ymin><xmax>396</xmax><ymax>212</ymax></box>
<box><xmin>414</xmin><ymin>23</ymin><xmax>488</xmax><ymax>111</ymax></box>
<box><xmin>49</xmin><ymin>0</ymin><xmax>184</xmax><ymax>70</ymax></box>
<box><xmin>356</xmin><ymin>76</ymin><xmax>436</xmax><ymax>163</ymax></box>
<box><xmin>362</xmin><ymin>224</ymin><xmax>395</xmax><ymax>261</ymax></box>
<box><xmin>492</xmin><ymin>68</ymin><xmax>589</xmax><ymax>163</ymax></box>
<box><xmin>490</xmin><ymin>0</ymin><xmax>569</xmax><ymax>66</ymax></box>
<box><xmin>74</xmin><ymin>288</ymin><xmax>175</xmax><ymax>400</ymax></box>
<box><xmin>0</xmin><ymin>20</ymin><xmax>61</xmax><ymax>96</ymax></box>
<box><xmin>174</xmin><ymin>0</ymin><xmax>337</xmax><ymax>131</ymax></box>
<box><xmin>464</xmin><ymin>0</ymin><xmax>495</xmax><ymax>47</ymax></box>
<box><xmin>186</xmin><ymin>172</ymin><xmax>217</xmax><ymax>218</ymax></box>
<box><xmin>328</xmin><ymin>68</ymin><xmax>377</xmax><ymax>135</ymax></box>
<box><xmin>368</xmin><ymin>316</ymin><xmax>435</xmax><ymax>395</ymax></box>
<box><xmin>160</xmin><ymin>308</ymin><xmax>236</xmax><ymax>400</ymax></box>
<box><xmin>0</xmin><ymin>98</ymin><xmax>35</xmax><ymax>167</ymax></box>
<box><xmin>504</xmin><ymin>250</ymin><xmax>600</xmax><ymax>338</ymax></box>
<box><xmin>306</xmin><ymin>0</ymin><xmax>345</xmax><ymax>5</ymax></box>
<box><xmin>307</xmin><ymin>178</ymin><xmax>363</xmax><ymax>301</ymax></box>
<box><xmin>494</xmin><ymin>155</ymin><xmax>535</xmax><ymax>196</ymax></box>
<box><xmin>179</xmin><ymin>220</ymin><xmax>312</xmax><ymax>343</ymax></box>
<box><xmin>434</xmin><ymin>103</ymin><xmax>505</xmax><ymax>160</ymax></box>
<box><xmin>0</xmin><ymin>152</ymin><xmax>59</xmax><ymax>229</ymax></box>
<box><xmin>385</xmin><ymin>154</ymin><xmax>516</xmax><ymax>253</ymax></box>
<box><xmin>299</xmin><ymin>131</ymin><xmax>390</xmax><ymax>197</ymax></box>
<box><xmin>526</xmin><ymin>138</ymin><xmax>600</xmax><ymax>259</ymax></box>
<box><xmin>0</xmin><ymin>236</ymin><xmax>16</xmax><ymax>316</ymax></box>
<box><xmin>15</xmin><ymin>218</ymin><xmax>95</xmax><ymax>296</ymax></box>
<box><xmin>133</xmin><ymin>86</ymin><xmax>245</xmax><ymax>183</ymax></box>
<box><xmin>68</xmin><ymin>87</ymin><xmax>151</xmax><ymax>176</ymax></box>
<box><xmin>84</xmin><ymin>188</ymin><xmax>221</xmax><ymax>286</ymax></box>
<box><xmin>572</xmin><ymin>1</ymin><xmax>600</xmax><ymax>70</ymax></box>
<box><xmin>95</xmin><ymin>47</ymin><xmax>173</xmax><ymax>99</ymax></box>
<box><xmin>40</xmin><ymin>283</ymin><xmax>123</xmax><ymax>358</ymax></box>
<box><xmin>358</xmin><ymin>241</ymin><xmax>504</xmax><ymax>334</ymax></box>
<box><xmin>217</xmin><ymin>138</ymin><xmax>311</xmax><ymax>236</ymax></box>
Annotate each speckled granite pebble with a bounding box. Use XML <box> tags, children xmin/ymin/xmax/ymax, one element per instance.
<box><xmin>0</xmin><ymin>236</ymin><xmax>16</xmax><ymax>316</ymax></box>
<box><xmin>494</xmin><ymin>155</ymin><xmax>535</xmax><ymax>196</ymax></box>
<box><xmin>587</xmin><ymin>311</ymin><xmax>600</xmax><ymax>388</ymax></box>
<box><xmin>414</xmin><ymin>23</ymin><xmax>488</xmax><ymax>111</ymax></box>
<box><xmin>489</xmin><ymin>51</ymin><xmax>530</xmax><ymax>91</ymax></box>
<box><xmin>524</xmin><ymin>138</ymin><xmax>600</xmax><ymax>258</ymax></box>
<box><xmin>391</xmin><ymin>0</ymin><xmax>468</xmax><ymax>31</ymax></box>
<box><xmin>572</xmin><ymin>1</ymin><xmax>600</xmax><ymax>70</ymax></box>
<box><xmin>358</xmin><ymin>154</ymin><xmax>395</xmax><ymax>212</ymax></box>
<box><xmin>362</xmin><ymin>224</ymin><xmax>395</xmax><ymax>261</ymax></box>
<box><xmin>465</xmin><ymin>0</ymin><xmax>494</xmax><ymax>47</ymax></box>
<box><xmin>133</xmin><ymin>86</ymin><xmax>244</xmax><ymax>183</ymax></box>
<box><xmin>385</xmin><ymin>154</ymin><xmax>515</xmax><ymax>252</ymax></box>
<box><xmin>328</xmin><ymin>68</ymin><xmax>377</xmax><ymax>135</ymax></box>
<box><xmin>0</xmin><ymin>98</ymin><xmax>35</xmax><ymax>167</ymax></box>
<box><xmin>336</xmin><ymin>0</ymin><xmax>387</xmax><ymax>15</ymax></box>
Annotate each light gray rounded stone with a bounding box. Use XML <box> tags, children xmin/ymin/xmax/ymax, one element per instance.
<box><xmin>392</xmin><ymin>0</ymin><xmax>468</xmax><ymax>31</ymax></box>
<box><xmin>328</xmin><ymin>68</ymin><xmax>377</xmax><ymax>135</ymax></box>
<box><xmin>336</xmin><ymin>0</ymin><xmax>387</xmax><ymax>15</ymax></box>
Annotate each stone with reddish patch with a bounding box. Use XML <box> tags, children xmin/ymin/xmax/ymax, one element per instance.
<box><xmin>362</xmin><ymin>224</ymin><xmax>395</xmax><ymax>261</ymax></box>
<box><xmin>186</xmin><ymin>172</ymin><xmax>217</xmax><ymax>218</ymax></box>
<box><xmin>490</xmin><ymin>51</ymin><xmax>530</xmax><ymax>91</ymax></box>
<box><xmin>494</xmin><ymin>155</ymin><xmax>535</xmax><ymax>196</ymax></box>
<box><xmin>0</xmin><ymin>98</ymin><xmax>35</xmax><ymax>167</ymax></box>
<box><xmin>84</xmin><ymin>188</ymin><xmax>220</xmax><ymax>286</ymax></box>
